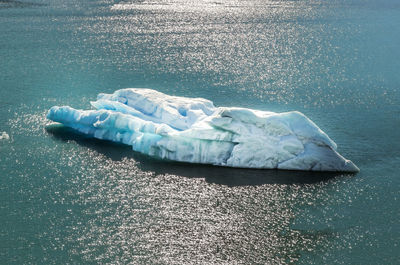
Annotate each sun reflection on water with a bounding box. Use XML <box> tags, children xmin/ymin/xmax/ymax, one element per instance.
<box><xmin>3</xmin><ymin>0</ymin><xmax>398</xmax><ymax>262</ymax></box>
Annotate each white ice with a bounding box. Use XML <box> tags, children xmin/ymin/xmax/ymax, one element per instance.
<box><xmin>0</xmin><ymin>131</ymin><xmax>10</xmax><ymax>140</ymax></box>
<box><xmin>47</xmin><ymin>88</ymin><xmax>359</xmax><ymax>172</ymax></box>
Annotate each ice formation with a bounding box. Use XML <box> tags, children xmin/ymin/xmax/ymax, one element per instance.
<box><xmin>47</xmin><ymin>88</ymin><xmax>359</xmax><ymax>172</ymax></box>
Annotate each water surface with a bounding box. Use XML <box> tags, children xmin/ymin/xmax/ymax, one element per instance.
<box><xmin>1</xmin><ymin>0</ymin><xmax>399</xmax><ymax>264</ymax></box>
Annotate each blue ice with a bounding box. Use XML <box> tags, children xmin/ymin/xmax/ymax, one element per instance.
<box><xmin>47</xmin><ymin>88</ymin><xmax>359</xmax><ymax>172</ymax></box>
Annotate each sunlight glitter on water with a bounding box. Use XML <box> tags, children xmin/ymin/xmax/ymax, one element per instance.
<box><xmin>111</xmin><ymin>0</ymin><xmax>269</xmax><ymax>13</ymax></box>
<box><xmin>2</xmin><ymin>0</ymin><xmax>400</xmax><ymax>263</ymax></box>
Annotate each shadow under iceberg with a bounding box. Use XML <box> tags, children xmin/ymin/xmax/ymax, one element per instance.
<box><xmin>46</xmin><ymin>124</ymin><xmax>353</xmax><ymax>186</ymax></box>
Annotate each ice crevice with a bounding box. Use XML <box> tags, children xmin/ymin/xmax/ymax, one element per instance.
<box><xmin>47</xmin><ymin>88</ymin><xmax>359</xmax><ymax>172</ymax></box>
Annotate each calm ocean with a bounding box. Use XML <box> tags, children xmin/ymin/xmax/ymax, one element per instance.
<box><xmin>1</xmin><ymin>0</ymin><xmax>399</xmax><ymax>263</ymax></box>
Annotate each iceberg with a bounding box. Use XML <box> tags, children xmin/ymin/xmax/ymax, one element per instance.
<box><xmin>0</xmin><ymin>131</ymin><xmax>10</xmax><ymax>140</ymax></box>
<box><xmin>47</xmin><ymin>88</ymin><xmax>359</xmax><ymax>172</ymax></box>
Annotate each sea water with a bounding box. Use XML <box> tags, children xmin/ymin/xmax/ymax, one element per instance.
<box><xmin>1</xmin><ymin>0</ymin><xmax>399</xmax><ymax>263</ymax></box>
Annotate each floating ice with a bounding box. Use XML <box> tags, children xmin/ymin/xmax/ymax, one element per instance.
<box><xmin>0</xmin><ymin>131</ymin><xmax>10</xmax><ymax>140</ymax></box>
<box><xmin>47</xmin><ymin>88</ymin><xmax>359</xmax><ymax>172</ymax></box>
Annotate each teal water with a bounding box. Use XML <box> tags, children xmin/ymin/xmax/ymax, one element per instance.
<box><xmin>1</xmin><ymin>0</ymin><xmax>399</xmax><ymax>264</ymax></box>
